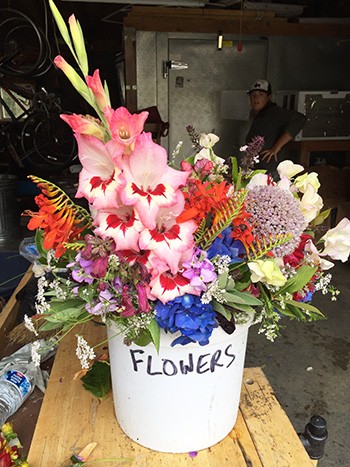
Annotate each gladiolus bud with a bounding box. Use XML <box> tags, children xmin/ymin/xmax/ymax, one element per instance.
<box><xmin>86</xmin><ymin>70</ymin><xmax>111</xmax><ymax>111</ymax></box>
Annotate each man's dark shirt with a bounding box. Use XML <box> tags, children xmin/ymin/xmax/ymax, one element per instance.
<box><xmin>246</xmin><ymin>101</ymin><xmax>307</xmax><ymax>150</ymax></box>
<box><xmin>245</xmin><ymin>101</ymin><xmax>307</xmax><ymax>175</ymax></box>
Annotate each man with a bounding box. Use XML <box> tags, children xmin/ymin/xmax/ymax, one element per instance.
<box><xmin>245</xmin><ymin>79</ymin><xmax>306</xmax><ymax>174</ymax></box>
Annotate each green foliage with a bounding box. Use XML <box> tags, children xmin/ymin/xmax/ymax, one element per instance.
<box><xmin>278</xmin><ymin>265</ymin><xmax>318</xmax><ymax>295</ymax></box>
<box><xmin>81</xmin><ymin>360</ymin><xmax>111</xmax><ymax>400</ymax></box>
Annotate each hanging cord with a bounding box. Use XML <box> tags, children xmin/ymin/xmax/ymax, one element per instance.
<box><xmin>237</xmin><ymin>0</ymin><xmax>244</xmax><ymax>52</ymax></box>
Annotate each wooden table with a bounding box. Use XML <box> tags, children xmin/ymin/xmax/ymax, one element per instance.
<box><xmin>287</xmin><ymin>139</ymin><xmax>350</xmax><ymax>167</ymax></box>
<box><xmin>25</xmin><ymin>320</ymin><xmax>317</xmax><ymax>466</ymax></box>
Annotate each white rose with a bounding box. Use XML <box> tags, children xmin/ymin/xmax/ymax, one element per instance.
<box><xmin>277</xmin><ymin>160</ymin><xmax>304</xmax><ymax>179</ymax></box>
<box><xmin>294</xmin><ymin>172</ymin><xmax>320</xmax><ymax>193</ymax></box>
<box><xmin>319</xmin><ymin>217</ymin><xmax>350</xmax><ymax>262</ymax></box>
<box><xmin>248</xmin><ymin>259</ymin><xmax>287</xmax><ymax>287</ymax></box>
<box><xmin>299</xmin><ymin>184</ymin><xmax>323</xmax><ymax>223</ymax></box>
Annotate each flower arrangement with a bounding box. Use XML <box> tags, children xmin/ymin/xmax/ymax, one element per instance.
<box><xmin>0</xmin><ymin>423</ymin><xmax>28</xmax><ymax>467</ymax></box>
<box><xmin>23</xmin><ymin>1</ymin><xmax>350</xmax><ymax>369</ymax></box>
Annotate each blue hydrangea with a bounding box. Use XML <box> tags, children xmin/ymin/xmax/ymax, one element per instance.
<box><xmin>207</xmin><ymin>227</ymin><xmax>246</xmax><ymax>263</ymax></box>
<box><xmin>155</xmin><ymin>294</ymin><xmax>218</xmax><ymax>346</ymax></box>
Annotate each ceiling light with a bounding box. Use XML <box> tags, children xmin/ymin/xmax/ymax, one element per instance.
<box><xmin>62</xmin><ymin>0</ymin><xmax>207</xmax><ymax>6</ymax></box>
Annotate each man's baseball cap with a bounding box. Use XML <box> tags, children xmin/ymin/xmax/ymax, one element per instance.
<box><xmin>247</xmin><ymin>79</ymin><xmax>272</xmax><ymax>94</ymax></box>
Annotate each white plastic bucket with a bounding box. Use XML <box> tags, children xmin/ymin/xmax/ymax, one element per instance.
<box><xmin>107</xmin><ymin>322</ymin><xmax>250</xmax><ymax>453</ymax></box>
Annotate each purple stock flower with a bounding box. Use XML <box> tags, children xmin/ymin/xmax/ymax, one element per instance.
<box><xmin>182</xmin><ymin>248</ymin><xmax>217</xmax><ymax>292</ymax></box>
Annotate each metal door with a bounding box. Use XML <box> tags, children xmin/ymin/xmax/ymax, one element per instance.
<box><xmin>167</xmin><ymin>37</ymin><xmax>268</xmax><ymax>165</ymax></box>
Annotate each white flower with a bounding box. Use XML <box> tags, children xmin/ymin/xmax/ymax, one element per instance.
<box><xmin>31</xmin><ymin>341</ymin><xmax>41</xmax><ymax>367</ymax></box>
<box><xmin>294</xmin><ymin>172</ymin><xmax>321</xmax><ymax>193</ymax></box>
<box><xmin>304</xmin><ymin>239</ymin><xmax>334</xmax><ymax>270</ymax></box>
<box><xmin>76</xmin><ymin>335</ymin><xmax>96</xmax><ymax>369</ymax></box>
<box><xmin>277</xmin><ymin>160</ymin><xmax>304</xmax><ymax>179</ymax></box>
<box><xmin>248</xmin><ymin>258</ymin><xmax>287</xmax><ymax>287</ymax></box>
<box><xmin>319</xmin><ymin>217</ymin><xmax>350</xmax><ymax>262</ymax></box>
<box><xmin>199</xmin><ymin>132</ymin><xmax>219</xmax><ymax>148</ymax></box>
<box><xmin>246</xmin><ymin>173</ymin><xmax>269</xmax><ymax>189</ymax></box>
<box><xmin>24</xmin><ymin>314</ymin><xmax>39</xmax><ymax>336</ymax></box>
<box><xmin>299</xmin><ymin>184</ymin><xmax>323</xmax><ymax>223</ymax></box>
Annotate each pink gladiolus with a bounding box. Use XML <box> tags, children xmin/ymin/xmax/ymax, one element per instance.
<box><xmin>147</xmin><ymin>255</ymin><xmax>199</xmax><ymax>303</ymax></box>
<box><xmin>120</xmin><ymin>132</ymin><xmax>189</xmax><ymax>229</ymax></box>
<box><xmin>75</xmin><ymin>134</ymin><xmax>125</xmax><ymax>209</ymax></box>
<box><xmin>149</xmin><ymin>269</ymin><xmax>199</xmax><ymax>304</ymax></box>
<box><xmin>86</xmin><ymin>70</ymin><xmax>110</xmax><ymax>111</ymax></box>
<box><xmin>93</xmin><ymin>205</ymin><xmax>143</xmax><ymax>251</ymax></box>
<box><xmin>54</xmin><ymin>55</ymin><xmax>88</xmax><ymax>95</ymax></box>
<box><xmin>139</xmin><ymin>192</ymin><xmax>196</xmax><ymax>273</ymax></box>
<box><xmin>60</xmin><ymin>113</ymin><xmax>106</xmax><ymax>141</ymax></box>
<box><xmin>104</xmin><ymin>106</ymin><xmax>148</xmax><ymax>150</ymax></box>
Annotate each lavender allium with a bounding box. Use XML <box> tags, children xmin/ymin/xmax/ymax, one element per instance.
<box><xmin>246</xmin><ymin>185</ymin><xmax>306</xmax><ymax>257</ymax></box>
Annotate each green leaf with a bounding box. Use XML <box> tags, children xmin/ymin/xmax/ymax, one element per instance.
<box><xmin>311</xmin><ymin>208</ymin><xmax>331</xmax><ymax>227</ymax></box>
<box><xmin>231</xmin><ymin>156</ymin><xmax>238</xmax><ymax>183</ymax></box>
<box><xmin>148</xmin><ymin>318</ymin><xmax>160</xmax><ymax>353</ymax></box>
<box><xmin>44</xmin><ymin>306</ymin><xmax>87</xmax><ymax>324</ymax></box>
<box><xmin>226</xmin><ymin>303</ymin><xmax>255</xmax><ymax>314</ymax></box>
<box><xmin>274</xmin><ymin>303</ymin><xmax>304</xmax><ymax>320</ymax></box>
<box><xmin>49</xmin><ymin>0</ymin><xmax>77</xmax><ymax>61</ymax></box>
<box><xmin>285</xmin><ymin>299</ymin><xmax>325</xmax><ymax>318</ymax></box>
<box><xmin>278</xmin><ymin>265</ymin><xmax>318</xmax><ymax>295</ymax></box>
<box><xmin>39</xmin><ymin>320</ymin><xmax>64</xmax><ymax>331</ymax></box>
<box><xmin>225</xmin><ymin>289</ymin><xmax>262</xmax><ymax>306</ymax></box>
<box><xmin>81</xmin><ymin>360</ymin><xmax>111</xmax><ymax>400</ymax></box>
<box><xmin>134</xmin><ymin>331</ymin><xmax>152</xmax><ymax>347</ymax></box>
<box><xmin>218</xmin><ymin>271</ymin><xmax>229</xmax><ymax>288</ymax></box>
<box><xmin>222</xmin><ymin>292</ymin><xmax>246</xmax><ymax>304</ymax></box>
<box><xmin>35</xmin><ymin>229</ymin><xmax>47</xmax><ymax>258</ymax></box>
<box><xmin>49</xmin><ymin>298</ymin><xmax>85</xmax><ymax>312</ymax></box>
<box><xmin>212</xmin><ymin>300</ymin><xmax>232</xmax><ymax>320</ymax></box>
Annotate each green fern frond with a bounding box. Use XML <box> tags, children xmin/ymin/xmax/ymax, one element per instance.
<box><xmin>197</xmin><ymin>189</ymin><xmax>248</xmax><ymax>250</ymax></box>
<box><xmin>246</xmin><ymin>233</ymin><xmax>293</xmax><ymax>261</ymax></box>
<box><xmin>28</xmin><ymin>175</ymin><xmax>92</xmax><ymax>227</ymax></box>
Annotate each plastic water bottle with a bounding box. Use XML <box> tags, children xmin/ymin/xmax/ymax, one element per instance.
<box><xmin>0</xmin><ymin>363</ymin><xmax>37</xmax><ymax>425</ymax></box>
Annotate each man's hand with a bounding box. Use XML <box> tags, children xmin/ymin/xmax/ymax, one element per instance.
<box><xmin>260</xmin><ymin>131</ymin><xmax>293</xmax><ymax>163</ymax></box>
<box><xmin>260</xmin><ymin>147</ymin><xmax>279</xmax><ymax>162</ymax></box>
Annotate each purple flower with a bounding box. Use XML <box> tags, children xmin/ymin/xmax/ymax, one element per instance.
<box><xmin>155</xmin><ymin>294</ymin><xmax>218</xmax><ymax>346</ymax></box>
<box><xmin>182</xmin><ymin>248</ymin><xmax>217</xmax><ymax>292</ymax></box>
<box><xmin>246</xmin><ymin>185</ymin><xmax>305</xmax><ymax>257</ymax></box>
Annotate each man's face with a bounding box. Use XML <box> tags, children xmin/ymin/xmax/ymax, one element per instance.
<box><xmin>249</xmin><ymin>90</ymin><xmax>271</xmax><ymax>113</ymax></box>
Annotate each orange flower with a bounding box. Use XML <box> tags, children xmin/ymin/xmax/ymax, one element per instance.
<box><xmin>177</xmin><ymin>180</ymin><xmax>229</xmax><ymax>225</ymax></box>
<box><xmin>24</xmin><ymin>194</ymin><xmax>86</xmax><ymax>258</ymax></box>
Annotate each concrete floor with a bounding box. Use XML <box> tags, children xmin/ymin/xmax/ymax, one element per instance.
<box><xmin>246</xmin><ymin>260</ymin><xmax>350</xmax><ymax>466</ymax></box>
<box><xmin>1</xmin><ymin>228</ymin><xmax>349</xmax><ymax>465</ymax></box>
